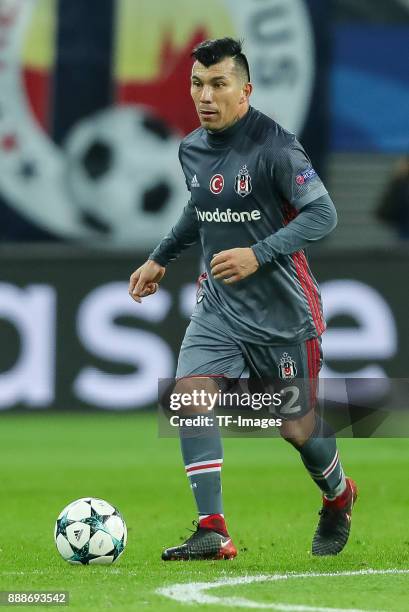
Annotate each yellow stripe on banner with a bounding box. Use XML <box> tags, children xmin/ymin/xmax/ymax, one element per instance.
<box><xmin>114</xmin><ymin>0</ymin><xmax>236</xmax><ymax>80</ymax></box>
<box><xmin>21</xmin><ymin>0</ymin><xmax>57</xmax><ymax>69</ymax></box>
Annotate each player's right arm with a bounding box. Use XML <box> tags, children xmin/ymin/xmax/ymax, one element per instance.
<box><xmin>149</xmin><ymin>197</ymin><xmax>200</xmax><ymax>266</ymax></box>
<box><xmin>129</xmin><ymin>142</ymin><xmax>200</xmax><ymax>303</ymax></box>
<box><xmin>129</xmin><ymin>198</ymin><xmax>200</xmax><ymax>302</ymax></box>
<box><xmin>129</xmin><ymin>260</ymin><xmax>165</xmax><ymax>303</ymax></box>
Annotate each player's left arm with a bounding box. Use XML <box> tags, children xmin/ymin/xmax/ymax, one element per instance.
<box><xmin>210</xmin><ymin>194</ymin><xmax>336</xmax><ymax>283</ymax></box>
<box><xmin>211</xmin><ymin>246</ymin><xmax>260</xmax><ymax>284</ymax></box>
<box><xmin>210</xmin><ymin>138</ymin><xmax>337</xmax><ymax>284</ymax></box>
<box><xmin>251</xmin><ymin>192</ymin><xmax>337</xmax><ymax>266</ymax></box>
<box><xmin>250</xmin><ymin>137</ymin><xmax>337</xmax><ymax>266</ymax></box>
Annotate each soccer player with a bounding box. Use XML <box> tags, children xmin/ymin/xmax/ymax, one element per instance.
<box><xmin>129</xmin><ymin>38</ymin><xmax>357</xmax><ymax>560</ymax></box>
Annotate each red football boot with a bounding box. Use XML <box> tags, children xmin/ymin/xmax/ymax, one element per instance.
<box><xmin>312</xmin><ymin>477</ymin><xmax>358</xmax><ymax>556</ymax></box>
<box><xmin>162</xmin><ymin>514</ymin><xmax>237</xmax><ymax>561</ymax></box>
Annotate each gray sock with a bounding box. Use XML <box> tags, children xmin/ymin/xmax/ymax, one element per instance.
<box><xmin>298</xmin><ymin>416</ymin><xmax>346</xmax><ymax>497</ymax></box>
<box><xmin>179</xmin><ymin>414</ymin><xmax>224</xmax><ymax>516</ymax></box>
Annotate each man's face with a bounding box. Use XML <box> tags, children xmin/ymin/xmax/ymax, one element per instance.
<box><xmin>190</xmin><ymin>57</ymin><xmax>251</xmax><ymax>132</ymax></box>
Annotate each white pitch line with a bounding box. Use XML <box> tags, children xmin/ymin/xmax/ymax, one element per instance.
<box><xmin>0</xmin><ymin>570</ymin><xmax>47</xmax><ymax>575</ymax></box>
<box><xmin>156</xmin><ymin>569</ymin><xmax>409</xmax><ymax>612</ymax></box>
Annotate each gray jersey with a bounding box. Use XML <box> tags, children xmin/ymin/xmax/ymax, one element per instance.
<box><xmin>150</xmin><ymin>106</ymin><xmax>337</xmax><ymax>345</ymax></box>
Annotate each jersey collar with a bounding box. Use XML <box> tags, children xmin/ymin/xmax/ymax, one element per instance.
<box><xmin>205</xmin><ymin>107</ymin><xmax>253</xmax><ymax>148</ymax></box>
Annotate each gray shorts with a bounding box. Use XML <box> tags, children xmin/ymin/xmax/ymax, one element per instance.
<box><xmin>176</xmin><ymin>301</ymin><xmax>322</xmax><ymax>417</ymax></box>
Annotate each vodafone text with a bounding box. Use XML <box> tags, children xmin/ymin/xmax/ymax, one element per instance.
<box><xmin>195</xmin><ymin>207</ymin><xmax>261</xmax><ymax>223</ymax></box>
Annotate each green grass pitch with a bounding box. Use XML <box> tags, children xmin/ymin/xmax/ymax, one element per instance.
<box><xmin>0</xmin><ymin>412</ymin><xmax>408</xmax><ymax>611</ymax></box>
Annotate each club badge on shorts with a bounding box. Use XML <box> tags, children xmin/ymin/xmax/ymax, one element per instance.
<box><xmin>234</xmin><ymin>165</ymin><xmax>252</xmax><ymax>197</ymax></box>
<box><xmin>278</xmin><ymin>353</ymin><xmax>297</xmax><ymax>380</ymax></box>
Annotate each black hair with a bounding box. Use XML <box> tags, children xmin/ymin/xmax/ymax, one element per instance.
<box><xmin>191</xmin><ymin>37</ymin><xmax>250</xmax><ymax>83</ymax></box>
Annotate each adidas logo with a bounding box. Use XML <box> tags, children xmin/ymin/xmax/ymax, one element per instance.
<box><xmin>73</xmin><ymin>529</ymin><xmax>83</xmax><ymax>541</ymax></box>
<box><xmin>191</xmin><ymin>174</ymin><xmax>200</xmax><ymax>188</ymax></box>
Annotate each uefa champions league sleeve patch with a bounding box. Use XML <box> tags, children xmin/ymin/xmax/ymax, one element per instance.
<box><xmin>295</xmin><ymin>167</ymin><xmax>317</xmax><ymax>186</ymax></box>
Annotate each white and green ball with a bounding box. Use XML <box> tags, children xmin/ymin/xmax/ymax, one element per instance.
<box><xmin>54</xmin><ymin>498</ymin><xmax>127</xmax><ymax>565</ymax></box>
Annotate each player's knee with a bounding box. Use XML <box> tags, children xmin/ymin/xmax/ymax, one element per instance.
<box><xmin>279</xmin><ymin>410</ymin><xmax>316</xmax><ymax>448</ymax></box>
<box><xmin>279</xmin><ymin>420</ymin><xmax>309</xmax><ymax>447</ymax></box>
<box><xmin>173</xmin><ymin>376</ymin><xmax>219</xmax><ymax>414</ymax></box>
<box><xmin>281</xmin><ymin>430</ymin><xmax>310</xmax><ymax>448</ymax></box>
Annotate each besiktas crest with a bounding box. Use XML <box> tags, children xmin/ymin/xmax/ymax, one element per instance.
<box><xmin>234</xmin><ymin>165</ymin><xmax>252</xmax><ymax>198</ymax></box>
<box><xmin>278</xmin><ymin>353</ymin><xmax>297</xmax><ymax>380</ymax></box>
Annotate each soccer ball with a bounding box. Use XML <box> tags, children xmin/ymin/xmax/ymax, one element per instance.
<box><xmin>64</xmin><ymin>106</ymin><xmax>186</xmax><ymax>248</ymax></box>
<box><xmin>54</xmin><ymin>497</ymin><xmax>127</xmax><ymax>565</ymax></box>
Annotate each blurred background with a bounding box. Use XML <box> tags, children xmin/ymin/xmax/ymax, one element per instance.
<box><xmin>0</xmin><ymin>0</ymin><xmax>408</xmax><ymax>412</ymax></box>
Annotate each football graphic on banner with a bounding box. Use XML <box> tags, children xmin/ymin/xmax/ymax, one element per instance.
<box><xmin>64</xmin><ymin>107</ymin><xmax>185</xmax><ymax>246</ymax></box>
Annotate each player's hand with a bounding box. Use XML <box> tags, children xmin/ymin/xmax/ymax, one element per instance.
<box><xmin>129</xmin><ymin>259</ymin><xmax>166</xmax><ymax>303</ymax></box>
<box><xmin>210</xmin><ymin>248</ymin><xmax>259</xmax><ymax>284</ymax></box>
